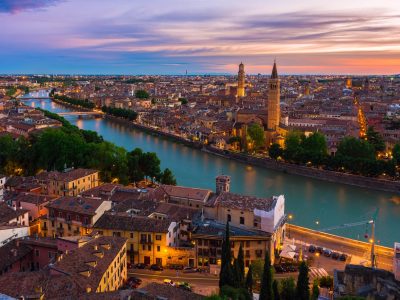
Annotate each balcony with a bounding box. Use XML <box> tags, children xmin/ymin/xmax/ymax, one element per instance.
<box><xmin>140</xmin><ymin>239</ymin><xmax>152</xmax><ymax>244</ymax></box>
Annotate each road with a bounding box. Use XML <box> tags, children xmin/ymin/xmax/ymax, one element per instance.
<box><xmin>128</xmin><ymin>268</ymin><xmax>294</xmax><ymax>296</ymax></box>
<box><xmin>288</xmin><ymin>224</ymin><xmax>394</xmax><ymax>271</ymax></box>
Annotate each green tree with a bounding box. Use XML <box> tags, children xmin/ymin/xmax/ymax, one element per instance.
<box><xmin>245</xmin><ymin>265</ymin><xmax>253</xmax><ymax>295</ymax></box>
<box><xmin>159</xmin><ymin>168</ymin><xmax>177</xmax><ymax>185</ymax></box>
<box><xmin>366</xmin><ymin>126</ymin><xmax>385</xmax><ymax>154</ymax></box>
<box><xmin>311</xmin><ymin>279</ymin><xmax>319</xmax><ymax>300</ymax></box>
<box><xmin>219</xmin><ymin>221</ymin><xmax>234</xmax><ymax>288</ymax></box>
<box><xmin>296</xmin><ymin>261</ymin><xmax>310</xmax><ymax>300</ymax></box>
<box><xmin>269</xmin><ymin>143</ymin><xmax>283</xmax><ymax>159</ymax></box>
<box><xmin>280</xmin><ymin>277</ymin><xmax>296</xmax><ymax>300</ymax></box>
<box><xmin>259</xmin><ymin>251</ymin><xmax>273</xmax><ymax>300</ymax></box>
<box><xmin>273</xmin><ymin>280</ymin><xmax>281</xmax><ymax>300</ymax></box>
<box><xmin>301</xmin><ymin>132</ymin><xmax>328</xmax><ymax>165</ymax></box>
<box><xmin>393</xmin><ymin>143</ymin><xmax>400</xmax><ymax>165</ymax></box>
<box><xmin>179</xmin><ymin>97</ymin><xmax>188</xmax><ymax>105</ymax></box>
<box><xmin>336</xmin><ymin>136</ymin><xmax>375</xmax><ymax>161</ymax></box>
<box><xmin>250</xmin><ymin>259</ymin><xmax>264</xmax><ymax>281</ymax></box>
<box><xmin>135</xmin><ymin>89</ymin><xmax>150</xmax><ymax>99</ymax></box>
<box><xmin>284</xmin><ymin>131</ymin><xmax>303</xmax><ymax>162</ymax></box>
<box><xmin>247</xmin><ymin>123</ymin><xmax>265</xmax><ymax>150</ymax></box>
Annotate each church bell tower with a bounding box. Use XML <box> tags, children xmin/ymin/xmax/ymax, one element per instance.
<box><xmin>267</xmin><ymin>60</ymin><xmax>280</xmax><ymax>131</ymax></box>
<box><xmin>237</xmin><ymin>62</ymin><xmax>245</xmax><ymax>97</ymax></box>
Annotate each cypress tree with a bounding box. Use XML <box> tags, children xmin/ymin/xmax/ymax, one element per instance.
<box><xmin>273</xmin><ymin>279</ymin><xmax>281</xmax><ymax>300</ymax></box>
<box><xmin>311</xmin><ymin>279</ymin><xmax>320</xmax><ymax>300</ymax></box>
<box><xmin>219</xmin><ymin>221</ymin><xmax>234</xmax><ymax>288</ymax></box>
<box><xmin>237</xmin><ymin>244</ymin><xmax>245</xmax><ymax>287</ymax></box>
<box><xmin>259</xmin><ymin>251</ymin><xmax>273</xmax><ymax>300</ymax></box>
<box><xmin>296</xmin><ymin>261</ymin><xmax>310</xmax><ymax>300</ymax></box>
<box><xmin>246</xmin><ymin>264</ymin><xmax>253</xmax><ymax>295</ymax></box>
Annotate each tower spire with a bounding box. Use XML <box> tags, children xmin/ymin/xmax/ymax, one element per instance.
<box><xmin>271</xmin><ymin>60</ymin><xmax>278</xmax><ymax>79</ymax></box>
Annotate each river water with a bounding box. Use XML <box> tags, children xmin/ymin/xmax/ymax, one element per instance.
<box><xmin>22</xmin><ymin>92</ymin><xmax>400</xmax><ymax>247</ymax></box>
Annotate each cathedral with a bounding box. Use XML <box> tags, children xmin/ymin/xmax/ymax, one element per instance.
<box><xmin>233</xmin><ymin>61</ymin><xmax>287</xmax><ymax>148</ymax></box>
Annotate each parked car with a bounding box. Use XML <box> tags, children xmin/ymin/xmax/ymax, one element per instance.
<box><xmin>285</xmin><ymin>265</ymin><xmax>298</xmax><ymax>272</ymax></box>
<box><xmin>127</xmin><ymin>277</ymin><xmax>142</xmax><ymax>285</ymax></box>
<box><xmin>134</xmin><ymin>263</ymin><xmax>147</xmax><ymax>269</ymax></box>
<box><xmin>274</xmin><ymin>265</ymin><xmax>287</xmax><ymax>273</ymax></box>
<box><xmin>316</xmin><ymin>246</ymin><xmax>324</xmax><ymax>254</ymax></box>
<box><xmin>323</xmin><ymin>249</ymin><xmax>332</xmax><ymax>257</ymax></box>
<box><xmin>169</xmin><ymin>264</ymin><xmax>184</xmax><ymax>270</ymax></box>
<box><xmin>183</xmin><ymin>267</ymin><xmax>198</xmax><ymax>273</ymax></box>
<box><xmin>150</xmin><ymin>264</ymin><xmax>163</xmax><ymax>271</ymax></box>
<box><xmin>331</xmin><ymin>252</ymin><xmax>340</xmax><ymax>260</ymax></box>
<box><xmin>308</xmin><ymin>245</ymin><xmax>316</xmax><ymax>253</ymax></box>
<box><xmin>339</xmin><ymin>253</ymin><xmax>348</xmax><ymax>261</ymax></box>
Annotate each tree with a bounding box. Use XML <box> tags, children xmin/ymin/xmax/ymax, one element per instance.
<box><xmin>311</xmin><ymin>279</ymin><xmax>319</xmax><ymax>300</ymax></box>
<box><xmin>219</xmin><ymin>221</ymin><xmax>234</xmax><ymax>288</ymax></box>
<box><xmin>234</xmin><ymin>244</ymin><xmax>245</xmax><ymax>288</ymax></box>
<box><xmin>247</xmin><ymin>123</ymin><xmax>265</xmax><ymax>150</ymax></box>
<box><xmin>296</xmin><ymin>261</ymin><xmax>310</xmax><ymax>300</ymax></box>
<box><xmin>366</xmin><ymin>126</ymin><xmax>385</xmax><ymax>154</ymax></box>
<box><xmin>245</xmin><ymin>265</ymin><xmax>253</xmax><ymax>295</ymax></box>
<box><xmin>273</xmin><ymin>280</ymin><xmax>281</xmax><ymax>300</ymax></box>
<box><xmin>135</xmin><ymin>89</ymin><xmax>150</xmax><ymax>99</ymax></box>
<box><xmin>301</xmin><ymin>132</ymin><xmax>328</xmax><ymax>165</ymax></box>
<box><xmin>259</xmin><ymin>251</ymin><xmax>273</xmax><ymax>300</ymax></box>
<box><xmin>336</xmin><ymin>136</ymin><xmax>375</xmax><ymax>161</ymax></box>
<box><xmin>284</xmin><ymin>131</ymin><xmax>303</xmax><ymax>162</ymax></box>
<box><xmin>250</xmin><ymin>259</ymin><xmax>264</xmax><ymax>281</ymax></box>
<box><xmin>269</xmin><ymin>143</ymin><xmax>283</xmax><ymax>159</ymax></box>
<box><xmin>179</xmin><ymin>97</ymin><xmax>188</xmax><ymax>105</ymax></box>
<box><xmin>393</xmin><ymin>143</ymin><xmax>400</xmax><ymax>165</ymax></box>
<box><xmin>280</xmin><ymin>277</ymin><xmax>296</xmax><ymax>300</ymax></box>
<box><xmin>159</xmin><ymin>168</ymin><xmax>177</xmax><ymax>185</ymax></box>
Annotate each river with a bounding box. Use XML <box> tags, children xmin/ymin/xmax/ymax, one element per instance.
<box><xmin>22</xmin><ymin>91</ymin><xmax>400</xmax><ymax>247</ymax></box>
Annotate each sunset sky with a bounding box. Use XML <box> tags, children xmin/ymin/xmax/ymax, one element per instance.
<box><xmin>1</xmin><ymin>0</ymin><xmax>400</xmax><ymax>75</ymax></box>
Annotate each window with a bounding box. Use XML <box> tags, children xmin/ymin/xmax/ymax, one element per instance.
<box><xmin>130</xmin><ymin>233</ymin><xmax>133</xmax><ymax>239</ymax></box>
<box><xmin>157</xmin><ymin>246</ymin><xmax>160</xmax><ymax>252</ymax></box>
<box><xmin>148</xmin><ymin>245</ymin><xmax>151</xmax><ymax>251</ymax></box>
<box><xmin>113</xmin><ymin>232</ymin><xmax>121</xmax><ymax>237</ymax></box>
<box><xmin>245</xmin><ymin>250</ymin><xmax>250</xmax><ymax>258</ymax></box>
<box><xmin>240</xmin><ymin>217</ymin><xmax>245</xmax><ymax>225</ymax></box>
<box><xmin>254</xmin><ymin>222</ymin><xmax>258</xmax><ymax>227</ymax></box>
<box><xmin>141</xmin><ymin>234</ymin><xmax>146</xmax><ymax>243</ymax></box>
<box><xmin>76</xmin><ymin>215</ymin><xmax>80</xmax><ymax>222</ymax></box>
<box><xmin>155</xmin><ymin>235</ymin><xmax>161</xmax><ymax>241</ymax></box>
<box><xmin>142</xmin><ymin>244</ymin><xmax>145</xmax><ymax>251</ymax></box>
<box><xmin>227</xmin><ymin>214</ymin><xmax>231</xmax><ymax>222</ymax></box>
<box><xmin>246</xmin><ymin>241</ymin><xmax>250</xmax><ymax>248</ymax></box>
<box><xmin>48</xmin><ymin>252</ymin><xmax>52</xmax><ymax>259</ymax></box>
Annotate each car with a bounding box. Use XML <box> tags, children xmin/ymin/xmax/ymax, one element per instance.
<box><xmin>127</xmin><ymin>276</ymin><xmax>142</xmax><ymax>285</ymax></box>
<box><xmin>285</xmin><ymin>265</ymin><xmax>298</xmax><ymax>272</ymax></box>
<box><xmin>150</xmin><ymin>264</ymin><xmax>163</xmax><ymax>271</ymax></box>
<box><xmin>176</xmin><ymin>282</ymin><xmax>192</xmax><ymax>291</ymax></box>
<box><xmin>169</xmin><ymin>264</ymin><xmax>184</xmax><ymax>270</ymax></box>
<box><xmin>183</xmin><ymin>267</ymin><xmax>198</xmax><ymax>273</ymax></box>
<box><xmin>316</xmin><ymin>246</ymin><xmax>324</xmax><ymax>254</ymax></box>
<box><xmin>308</xmin><ymin>245</ymin><xmax>316</xmax><ymax>253</ymax></box>
<box><xmin>331</xmin><ymin>252</ymin><xmax>340</xmax><ymax>260</ymax></box>
<box><xmin>163</xmin><ymin>279</ymin><xmax>174</xmax><ymax>286</ymax></box>
<box><xmin>323</xmin><ymin>249</ymin><xmax>332</xmax><ymax>257</ymax></box>
<box><xmin>339</xmin><ymin>253</ymin><xmax>348</xmax><ymax>261</ymax></box>
<box><xmin>274</xmin><ymin>265</ymin><xmax>286</xmax><ymax>273</ymax></box>
<box><xmin>134</xmin><ymin>263</ymin><xmax>147</xmax><ymax>269</ymax></box>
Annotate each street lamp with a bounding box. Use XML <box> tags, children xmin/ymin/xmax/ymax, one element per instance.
<box><xmin>288</xmin><ymin>214</ymin><xmax>293</xmax><ymax>239</ymax></box>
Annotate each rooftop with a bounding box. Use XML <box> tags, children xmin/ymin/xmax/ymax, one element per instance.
<box><xmin>47</xmin><ymin>196</ymin><xmax>108</xmax><ymax>215</ymax></box>
<box><xmin>209</xmin><ymin>191</ymin><xmax>277</xmax><ymax>212</ymax></box>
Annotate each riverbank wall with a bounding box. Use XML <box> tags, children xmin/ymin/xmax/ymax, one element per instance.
<box><xmin>203</xmin><ymin>146</ymin><xmax>400</xmax><ymax>194</ymax></box>
<box><xmin>49</xmin><ymin>97</ymin><xmax>400</xmax><ymax>194</ymax></box>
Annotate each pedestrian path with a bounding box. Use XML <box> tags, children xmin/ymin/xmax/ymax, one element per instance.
<box><xmin>309</xmin><ymin>267</ymin><xmax>329</xmax><ymax>281</ymax></box>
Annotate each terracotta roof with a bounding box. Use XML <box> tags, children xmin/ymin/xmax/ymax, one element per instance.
<box><xmin>0</xmin><ymin>202</ymin><xmax>28</xmax><ymax>225</ymax></box>
<box><xmin>209</xmin><ymin>192</ymin><xmax>277</xmax><ymax>212</ymax></box>
<box><xmin>46</xmin><ymin>196</ymin><xmax>108</xmax><ymax>215</ymax></box>
<box><xmin>138</xmin><ymin>282</ymin><xmax>204</xmax><ymax>300</ymax></box>
<box><xmin>10</xmin><ymin>192</ymin><xmax>57</xmax><ymax>205</ymax></box>
<box><xmin>156</xmin><ymin>185</ymin><xmax>211</xmax><ymax>202</ymax></box>
<box><xmin>36</xmin><ymin>168</ymin><xmax>98</xmax><ymax>182</ymax></box>
<box><xmin>0</xmin><ymin>239</ymin><xmax>32</xmax><ymax>271</ymax></box>
<box><xmin>94</xmin><ymin>213</ymin><xmax>171</xmax><ymax>233</ymax></box>
<box><xmin>51</xmin><ymin>236</ymin><xmax>127</xmax><ymax>292</ymax></box>
<box><xmin>0</xmin><ymin>270</ymin><xmax>85</xmax><ymax>299</ymax></box>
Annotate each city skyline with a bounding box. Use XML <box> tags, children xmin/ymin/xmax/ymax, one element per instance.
<box><xmin>1</xmin><ymin>0</ymin><xmax>400</xmax><ymax>75</ymax></box>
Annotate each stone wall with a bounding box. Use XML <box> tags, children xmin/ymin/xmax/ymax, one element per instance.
<box><xmin>203</xmin><ymin>146</ymin><xmax>400</xmax><ymax>194</ymax></box>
